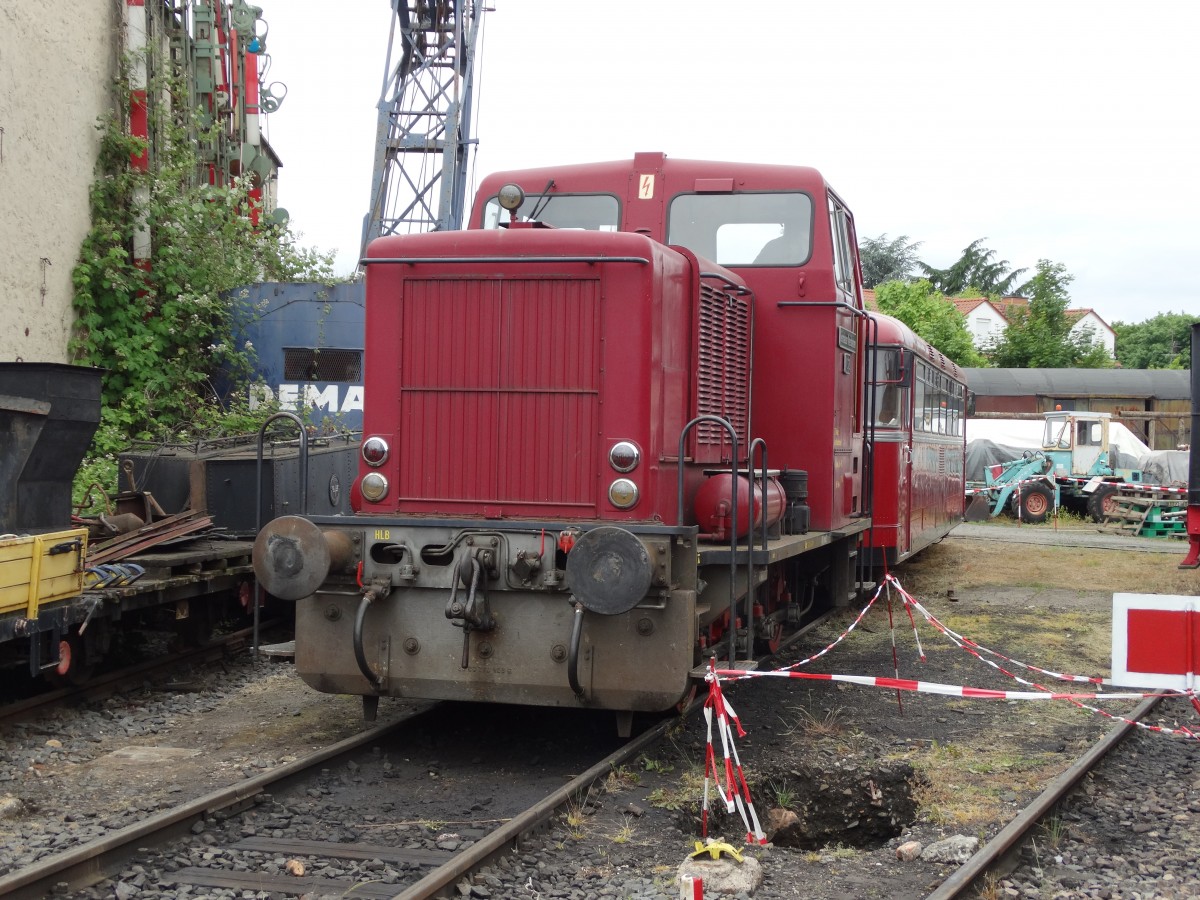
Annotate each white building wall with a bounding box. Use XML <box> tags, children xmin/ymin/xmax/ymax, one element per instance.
<box><xmin>1070</xmin><ymin>312</ymin><xmax>1116</xmax><ymax>354</ymax></box>
<box><xmin>0</xmin><ymin>4</ymin><xmax>118</xmax><ymax>363</ymax></box>
<box><xmin>967</xmin><ymin>305</ymin><xmax>1008</xmax><ymax>350</ymax></box>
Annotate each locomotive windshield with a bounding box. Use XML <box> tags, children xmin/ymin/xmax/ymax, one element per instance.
<box><xmin>481</xmin><ymin>193</ymin><xmax>620</xmax><ymax>230</ymax></box>
<box><xmin>666</xmin><ymin>192</ymin><xmax>813</xmax><ymax>266</ymax></box>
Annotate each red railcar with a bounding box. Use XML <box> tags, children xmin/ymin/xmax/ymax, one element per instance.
<box><xmin>254</xmin><ymin>154</ymin><xmax>914</xmax><ymax>728</ymax></box>
<box><xmin>864</xmin><ymin>312</ymin><xmax>967</xmax><ymax>567</ymax></box>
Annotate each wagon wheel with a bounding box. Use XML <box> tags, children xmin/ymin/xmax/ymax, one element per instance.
<box><xmin>45</xmin><ymin>630</ymin><xmax>95</xmax><ymax>687</ymax></box>
<box><xmin>1086</xmin><ymin>483</ymin><xmax>1119</xmax><ymax>523</ymax></box>
<box><xmin>1012</xmin><ymin>483</ymin><xmax>1054</xmax><ymax>524</ymax></box>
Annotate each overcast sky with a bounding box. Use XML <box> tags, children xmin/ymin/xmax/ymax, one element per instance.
<box><xmin>262</xmin><ymin>0</ymin><xmax>1197</xmax><ymax>326</ymax></box>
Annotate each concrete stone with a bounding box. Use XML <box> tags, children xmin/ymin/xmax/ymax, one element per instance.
<box><xmin>920</xmin><ymin>834</ymin><xmax>979</xmax><ymax>863</ymax></box>
<box><xmin>677</xmin><ymin>855</ymin><xmax>763</xmax><ymax>896</ymax></box>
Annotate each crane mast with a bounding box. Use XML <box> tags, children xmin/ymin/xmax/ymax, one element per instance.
<box><xmin>361</xmin><ymin>0</ymin><xmax>483</xmax><ymax>256</ymax></box>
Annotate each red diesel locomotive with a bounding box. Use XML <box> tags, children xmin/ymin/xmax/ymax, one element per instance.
<box><xmin>253</xmin><ymin>153</ymin><xmax>962</xmax><ymax>728</ymax></box>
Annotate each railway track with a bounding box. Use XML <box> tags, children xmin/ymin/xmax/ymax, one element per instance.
<box><xmin>0</xmin><ymin>621</ymin><xmax>284</xmax><ymax>727</ymax></box>
<box><xmin>928</xmin><ymin>695</ymin><xmax>1162</xmax><ymax>899</ymax></box>
<box><xmin>0</xmin><ymin>700</ymin><xmax>683</xmax><ymax>899</ymax></box>
<box><xmin>0</xmin><ymin>614</ymin><xmax>834</xmax><ymax>899</ymax></box>
<box><xmin>6</xmin><ymin>594</ymin><xmax>1195</xmax><ymax>899</ymax></box>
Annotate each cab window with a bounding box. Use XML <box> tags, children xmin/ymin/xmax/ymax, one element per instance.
<box><xmin>481</xmin><ymin>193</ymin><xmax>620</xmax><ymax>230</ymax></box>
<box><xmin>667</xmin><ymin>192</ymin><xmax>813</xmax><ymax>266</ymax></box>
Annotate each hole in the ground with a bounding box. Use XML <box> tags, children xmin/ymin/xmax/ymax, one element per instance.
<box><xmin>705</xmin><ymin>760</ymin><xmax>925</xmax><ymax>851</ymax></box>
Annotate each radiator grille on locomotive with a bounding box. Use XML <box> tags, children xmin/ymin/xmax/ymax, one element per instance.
<box><xmin>396</xmin><ymin>277</ymin><xmax>600</xmax><ymax>510</ymax></box>
<box><xmin>695</xmin><ymin>283</ymin><xmax>751</xmax><ymax>455</ymax></box>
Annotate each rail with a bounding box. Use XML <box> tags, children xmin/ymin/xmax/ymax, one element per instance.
<box><xmin>926</xmin><ymin>695</ymin><xmax>1162</xmax><ymax>899</ymax></box>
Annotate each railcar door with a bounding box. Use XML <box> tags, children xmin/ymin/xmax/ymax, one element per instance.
<box><xmin>898</xmin><ymin>362</ymin><xmax>914</xmax><ymax>559</ymax></box>
<box><xmin>874</xmin><ymin>347</ymin><xmax>911</xmax><ymax>559</ymax></box>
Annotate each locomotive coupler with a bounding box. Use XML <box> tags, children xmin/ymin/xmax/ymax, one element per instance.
<box><xmin>445</xmin><ymin>554</ymin><xmax>496</xmax><ymax>668</ymax></box>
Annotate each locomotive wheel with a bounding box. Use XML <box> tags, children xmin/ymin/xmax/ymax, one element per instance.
<box><xmin>755</xmin><ymin>619</ymin><xmax>784</xmax><ymax>655</ymax></box>
<box><xmin>1086</xmin><ymin>483</ymin><xmax>1119</xmax><ymax>523</ymax></box>
<box><xmin>1012</xmin><ymin>483</ymin><xmax>1054</xmax><ymax>524</ymax></box>
<box><xmin>46</xmin><ymin>632</ymin><xmax>95</xmax><ymax>687</ymax></box>
<box><xmin>676</xmin><ymin>684</ymin><xmax>699</xmax><ymax>714</ymax></box>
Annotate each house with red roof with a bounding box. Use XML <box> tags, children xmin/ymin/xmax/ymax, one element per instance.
<box><xmin>951</xmin><ymin>297</ymin><xmax>1008</xmax><ymax>350</ymax></box>
<box><xmin>863</xmin><ymin>288</ymin><xmax>1115</xmax><ymax>357</ymax></box>
<box><xmin>1064</xmin><ymin>308</ymin><xmax>1116</xmax><ymax>354</ymax></box>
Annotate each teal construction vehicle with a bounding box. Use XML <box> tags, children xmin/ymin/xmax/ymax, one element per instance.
<box><xmin>966</xmin><ymin>411</ymin><xmax>1146</xmax><ymax>524</ymax></box>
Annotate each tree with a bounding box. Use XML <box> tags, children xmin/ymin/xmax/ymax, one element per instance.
<box><xmin>859</xmin><ymin>233</ymin><xmax>923</xmax><ymax>288</ymax></box>
<box><xmin>874</xmin><ymin>280</ymin><xmax>985</xmax><ymax>367</ymax></box>
<box><xmin>1112</xmin><ymin>312</ymin><xmax>1196</xmax><ymax>369</ymax></box>
<box><xmin>918</xmin><ymin>238</ymin><xmax>1029</xmax><ymax>297</ymax></box>
<box><xmin>988</xmin><ymin>260</ymin><xmax>1113</xmax><ymax>368</ymax></box>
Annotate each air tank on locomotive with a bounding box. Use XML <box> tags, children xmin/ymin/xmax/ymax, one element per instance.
<box><xmin>693</xmin><ymin>472</ymin><xmax>790</xmax><ymax>540</ymax></box>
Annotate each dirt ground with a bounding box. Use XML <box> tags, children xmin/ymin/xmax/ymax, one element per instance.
<box><xmin>5</xmin><ymin>521</ymin><xmax>1197</xmax><ymax>899</ymax></box>
<box><xmin>550</xmin><ymin>523</ymin><xmax>1199</xmax><ymax>898</ymax></box>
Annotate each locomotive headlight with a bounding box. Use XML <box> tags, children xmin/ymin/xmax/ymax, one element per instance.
<box><xmin>609</xmin><ymin>441</ymin><xmax>641</xmax><ymax>473</ymax></box>
<box><xmin>360</xmin><ymin>472</ymin><xmax>389</xmax><ymax>502</ymax></box>
<box><xmin>608</xmin><ymin>478</ymin><xmax>639</xmax><ymax>509</ymax></box>
<box><xmin>497</xmin><ymin>183</ymin><xmax>525</xmax><ymax>211</ymax></box>
<box><xmin>362</xmin><ymin>436</ymin><xmax>389</xmax><ymax>466</ymax></box>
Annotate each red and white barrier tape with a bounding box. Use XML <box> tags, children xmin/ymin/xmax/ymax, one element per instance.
<box><xmin>773</xmin><ymin>582</ymin><xmax>886</xmax><ymax>672</ymax></box>
<box><xmin>887</xmin><ymin>575</ymin><xmax>1105</xmax><ymax>685</ymax></box>
<box><xmin>965</xmin><ymin>474</ymin><xmax>1055</xmax><ymax>497</ymax></box>
<box><xmin>715</xmin><ymin>666</ymin><xmax>1163</xmax><ymax>701</ymax></box>
<box><xmin>711</xmin><ymin>575</ymin><xmax>1200</xmax><ymax>740</ymax></box>
<box><xmin>967</xmin><ymin>476</ymin><xmax>1186</xmax><ymax>497</ymax></box>
<box><xmin>701</xmin><ymin>661</ymin><xmax>767</xmax><ymax>845</ymax></box>
<box><xmin>884</xmin><ymin>575</ymin><xmax>1200</xmax><ymax>738</ymax></box>
<box><xmin>1057</xmin><ymin>475</ymin><xmax>1186</xmax><ymax>495</ymax></box>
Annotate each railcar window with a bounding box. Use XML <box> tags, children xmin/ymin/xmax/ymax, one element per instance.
<box><xmin>914</xmin><ymin>369</ymin><xmax>927</xmax><ymax>431</ymax></box>
<box><xmin>871</xmin><ymin>348</ymin><xmax>904</xmax><ymax>428</ymax></box>
<box><xmin>667</xmin><ymin>192</ymin><xmax>813</xmax><ymax>266</ymax></box>
<box><xmin>481</xmin><ymin>193</ymin><xmax>619</xmax><ymax>230</ymax></box>
<box><xmin>910</xmin><ymin>360</ymin><xmax>965</xmax><ymax>435</ymax></box>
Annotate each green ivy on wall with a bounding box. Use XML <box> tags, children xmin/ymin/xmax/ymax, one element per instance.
<box><xmin>69</xmin><ymin>65</ymin><xmax>338</xmax><ymax>503</ymax></box>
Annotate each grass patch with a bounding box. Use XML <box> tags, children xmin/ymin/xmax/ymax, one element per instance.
<box><xmin>903</xmin><ymin>738</ymin><xmax>1079</xmax><ymax>829</ymax></box>
<box><xmin>646</xmin><ymin>766</ymin><xmax>707</xmax><ymax>811</ymax></box>
<box><xmin>900</xmin><ymin>532</ymin><xmax>1195</xmax><ymax>597</ymax></box>
<box><xmin>604</xmin><ymin>764</ymin><xmax>641</xmax><ymax>792</ymax></box>
<box><xmin>781</xmin><ymin>705</ymin><xmax>849</xmax><ymax>738</ymax></box>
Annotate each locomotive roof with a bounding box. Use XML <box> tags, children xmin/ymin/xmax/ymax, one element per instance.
<box><xmin>473</xmin><ymin>153</ymin><xmax>831</xmax><ymax>196</ymax></box>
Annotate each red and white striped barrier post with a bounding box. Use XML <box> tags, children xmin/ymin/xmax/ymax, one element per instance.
<box><xmin>700</xmin><ymin>662</ymin><xmax>767</xmax><ymax>845</ymax></box>
<box><xmin>125</xmin><ymin>0</ymin><xmax>151</xmax><ymax>270</ymax></box>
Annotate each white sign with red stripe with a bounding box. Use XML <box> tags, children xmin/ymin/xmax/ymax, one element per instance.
<box><xmin>1112</xmin><ymin>593</ymin><xmax>1200</xmax><ymax>690</ymax></box>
